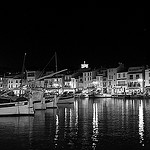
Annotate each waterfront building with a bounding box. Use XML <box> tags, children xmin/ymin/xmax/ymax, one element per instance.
<box><xmin>63</xmin><ymin>73</ymin><xmax>72</xmax><ymax>88</ymax></box>
<box><xmin>83</xmin><ymin>70</ymin><xmax>97</xmax><ymax>89</ymax></box>
<box><xmin>127</xmin><ymin>66</ymin><xmax>145</xmax><ymax>94</ymax></box>
<box><xmin>76</xmin><ymin>62</ymin><xmax>97</xmax><ymax>90</ymax></box>
<box><xmin>107</xmin><ymin>67</ymin><xmax>117</xmax><ymax>94</ymax></box>
<box><xmin>144</xmin><ymin>68</ymin><xmax>150</xmax><ymax>94</ymax></box>
<box><xmin>94</xmin><ymin>73</ymin><xmax>103</xmax><ymax>92</ymax></box>
<box><xmin>0</xmin><ymin>76</ymin><xmax>3</xmax><ymax>90</ymax></box>
<box><xmin>69</xmin><ymin>61</ymin><xmax>97</xmax><ymax>91</ymax></box>
<box><xmin>26</xmin><ymin>70</ymin><xmax>40</xmax><ymax>88</ymax></box>
<box><xmin>116</xmin><ymin>69</ymin><xmax>128</xmax><ymax>94</ymax></box>
<box><xmin>94</xmin><ymin>68</ymin><xmax>107</xmax><ymax>93</ymax></box>
<box><xmin>72</xmin><ymin>69</ymin><xmax>91</xmax><ymax>91</ymax></box>
<box><xmin>26</xmin><ymin>71</ymin><xmax>36</xmax><ymax>82</ymax></box>
<box><xmin>43</xmin><ymin>74</ymin><xmax>63</xmax><ymax>90</ymax></box>
<box><xmin>5</xmin><ymin>74</ymin><xmax>24</xmax><ymax>95</ymax></box>
<box><xmin>107</xmin><ymin>63</ymin><xmax>125</xmax><ymax>94</ymax></box>
<box><xmin>63</xmin><ymin>71</ymin><xmax>77</xmax><ymax>92</ymax></box>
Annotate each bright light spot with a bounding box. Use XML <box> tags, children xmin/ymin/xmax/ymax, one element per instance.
<box><xmin>137</xmin><ymin>78</ymin><xmax>143</xmax><ymax>82</ymax></box>
<box><xmin>139</xmin><ymin>100</ymin><xmax>144</xmax><ymax>146</ymax></box>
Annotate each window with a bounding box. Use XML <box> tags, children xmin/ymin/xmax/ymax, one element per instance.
<box><xmin>149</xmin><ymin>72</ymin><xmax>150</xmax><ymax>77</ymax></box>
<box><xmin>109</xmin><ymin>75</ymin><xmax>113</xmax><ymax>79</ymax></box>
<box><xmin>28</xmin><ymin>72</ymin><xmax>35</xmax><ymax>77</ymax></box>
<box><xmin>149</xmin><ymin>80</ymin><xmax>150</xmax><ymax>84</ymax></box>
<box><xmin>123</xmin><ymin>73</ymin><xmax>125</xmax><ymax>78</ymax></box>
<box><xmin>118</xmin><ymin>81</ymin><xmax>125</xmax><ymax>86</ymax></box>
<box><xmin>136</xmin><ymin>74</ymin><xmax>139</xmax><ymax>79</ymax></box>
<box><xmin>109</xmin><ymin>75</ymin><xmax>111</xmax><ymax>79</ymax></box>
<box><xmin>129</xmin><ymin>75</ymin><xmax>133</xmax><ymax>79</ymax></box>
<box><xmin>118</xmin><ymin>73</ymin><xmax>121</xmax><ymax>78</ymax></box>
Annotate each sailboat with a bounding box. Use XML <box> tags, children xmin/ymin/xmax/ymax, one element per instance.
<box><xmin>0</xmin><ymin>53</ymin><xmax>34</xmax><ymax>116</ymax></box>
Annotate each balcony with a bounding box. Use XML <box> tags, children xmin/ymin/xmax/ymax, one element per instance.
<box><xmin>128</xmin><ymin>82</ymin><xmax>141</xmax><ymax>88</ymax></box>
<box><xmin>116</xmin><ymin>84</ymin><xmax>127</xmax><ymax>86</ymax></box>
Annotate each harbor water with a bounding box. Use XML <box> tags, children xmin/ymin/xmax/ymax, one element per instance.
<box><xmin>0</xmin><ymin>98</ymin><xmax>150</xmax><ymax>150</ymax></box>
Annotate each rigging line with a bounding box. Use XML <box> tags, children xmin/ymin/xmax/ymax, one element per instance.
<box><xmin>38</xmin><ymin>53</ymin><xmax>55</xmax><ymax>78</ymax></box>
<box><xmin>21</xmin><ymin>53</ymin><xmax>27</xmax><ymax>85</ymax></box>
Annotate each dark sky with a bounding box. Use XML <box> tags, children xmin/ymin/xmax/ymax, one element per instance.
<box><xmin>0</xmin><ymin>8</ymin><xmax>149</xmax><ymax>73</ymax></box>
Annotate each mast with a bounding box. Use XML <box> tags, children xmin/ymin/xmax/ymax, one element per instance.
<box><xmin>55</xmin><ymin>52</ymin><xmax>58</xmax><ymax>72</ymax></box>
<box><xmin>21</xmin><ymin>53</ymin><xmax>26</xmax><ymax>85</ymax></box>
<box><xmin>20</xmin><ymin>52</ymin><xmax>26</xmax><ymax>95</ymax></box>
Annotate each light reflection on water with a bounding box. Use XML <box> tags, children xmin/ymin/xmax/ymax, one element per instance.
<box><xmin>139</xmin><ymin>100</ymin><xmax>144</xmax><ymax>146</ymax></box>
<box><xmin>1</xmin><ymin>98</ymin><xmax>150</xmax><ymax>149</ymax></box>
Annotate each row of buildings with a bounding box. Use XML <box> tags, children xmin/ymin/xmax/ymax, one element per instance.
<box><xmin>1</xmin><ymin>61</ymin><xmax>150</xmax><ymax>95</ymax></box>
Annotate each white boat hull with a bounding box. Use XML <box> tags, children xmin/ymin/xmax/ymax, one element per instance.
<box><xmin>45</xmin><ymin>95</ymin><xmax>58</xmax><ymax>108</ymax></box>
<box><xmin>0</xmin><ymin>101</ymin><xmax>34</xmax><ymax>116</ymax></box>
<box><xmin>80</xmin><ymin>94</ymin><xmax>89</xmax><ymax>98</ymax></box>
<box><xmin>94</xmin><ymin>93</ymin><xmax>112</xmax><ymax>98</ymax></box>
<box><xmin>57</xmin><ymin>97</ymin><xmax>74</xmax><ymax>104</ymax></box>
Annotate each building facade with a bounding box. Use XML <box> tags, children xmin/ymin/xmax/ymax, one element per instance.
<box><xmin>127</xmin><ymin>66</ymin><xmax>145</xmax><ymax>94</ymax></box>
<box><xmin>144</xmin><ymin>68</ymin><xmax>150</xmax><ymax>94</ymax></box>
<box><xmin>116</xmin><ymin>71</ymin><xmax>128</xmax><ymax>94</ymax></box>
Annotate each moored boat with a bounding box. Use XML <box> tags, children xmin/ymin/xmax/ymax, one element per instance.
<box><xmin>89</xmin><ymin>92</ymin><xmax>112</xmax><ymax>98</ymax></box>
<box><xmin>0</xmin><ymin>96</ymin><xmax>34</xmax><ymax>116</ymax></box>
<box><xmin>74</xmin><ymin>91</ymin><xmax>82</xmax><ymax>98</ymax></box>
<box><xmin>30</xmin><ymin>90</ymin><xmax>58</xmax><ymax>110</ymax></box>
<box><xmin>80</xmin><ymin>93</ymin><xmax>89</xmax><ymax>98</ymax></box>
<box><xmin>57</xmin><ymin>91</ymin><xmax>75</xmax><ymax>104</ymax></box>
<box><xmin>100</xmin><ymin>93</ymin><xmax>112</xmax><ymax>98</ymax></box>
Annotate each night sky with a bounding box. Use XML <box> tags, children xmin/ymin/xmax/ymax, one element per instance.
<box><xmin>0</xmin><ymin>8</ymin><xmax>149</xmax><ymax>73</ymax></box>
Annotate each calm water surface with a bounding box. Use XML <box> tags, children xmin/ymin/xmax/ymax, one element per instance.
<box><xmin>1</xmin><ymin>98</ymin><xmax>150</xmax><ymax>150</ymax></box>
